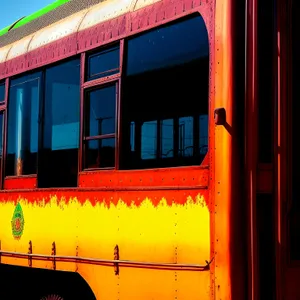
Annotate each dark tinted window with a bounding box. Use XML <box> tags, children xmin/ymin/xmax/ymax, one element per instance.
<box><xmin>121</xmin><ymin>15</ymin><xmax>209</xmax><ymax>170</ymax></box>
<box><xmin>38</xmin><ymin>58</ymin><xmax>80</xmax><ymax>188</ymax></box>
<box><xmin>84</xmin><ymin>83</ymin><xmax>117</xmax><ymax>169</ymax></box>
<box><xmin>6</xmin><ymin>72</ymin><xmax>41</xmax><ymax>176</ymax></box>
<box><xmin>0</xmin><ymin>83</ymin><xmax>5</xmax><ymax>103</ymax></box>
<box><xmin>141</xmin><ymin>121</ymin><xmax>157</xmax><ymax>160</ymax></box>
<box><xmin>87</xmin><ymin>44</ymin><xmax>120</xmax><ymax>81</ymax></box>
<box><xmin>85</xmin><ymin>138</ymin><xmax>115</xmax><ymax>169</ymax></box>
<box><xmin>257</xmin><ymin>0</ymin><xmax>275</xmax><ymax>163</ymax></box>
<box><xmin>85</xmin><ymin>85</ymin><xmax>116</xmax><ymax>137</ymax></box>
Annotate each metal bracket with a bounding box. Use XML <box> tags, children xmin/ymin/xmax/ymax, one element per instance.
<box><xmin>28</xmin><ymin>240</ymin><xmax>32</xmax><ymax>267</ymax></box>
<box><xmin>214</xmin><ymin>107</ymin><xmax>226</xmax><ymax>125</ymax></box>
<box><xmin>114</xmin><ymin>245</ymin><xmax>119</xmax><ymax>275</ymax></box>
<box><xmin>52</xmin><ymin>242</ymin><xmax>56</xmax><ymax>270</ymax></box>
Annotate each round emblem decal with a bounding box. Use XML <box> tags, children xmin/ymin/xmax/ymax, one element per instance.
<box><xmin>11</xmin><ymin>202</ymin><xmax>25</xmax><ymax>240</ymax></box>
<box><xmin>40</xmin><ymin>295</ymin><xmax>64</xmax><ymax>300</ymax></box>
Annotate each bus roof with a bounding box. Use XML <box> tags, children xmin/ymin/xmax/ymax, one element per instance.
<box><xmin>0</xmin><ymin>0</ymin><xmax>104</xmax><ymax>48</ymax></box>
<box><xmin>0</xmin><ymin>0</ymin><xmax>70</xmax><ymax>37</ymax></box>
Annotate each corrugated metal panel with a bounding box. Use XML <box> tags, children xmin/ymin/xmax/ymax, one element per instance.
<box><xmin>133</xmin><ymin>0</ymin><xmax>161</xmax><ymax>10</ymax></box>
<box><xmin>6</xmin><ymin>36</ymin><xmax>32</xmax><ymax>61</ymax></box>
<box><xmin>0</xmin><ymin>45</ymin><xmax>12</xmax><ymax>63</ymax></box>
<box><xmin>78</xmin><ymin>0</ymin><xmax>132</xmax><ymax>31</ymax></box>
<box><xmin>78</xmin><ymin>0</ymin><xmax>160</xmax><ymax>31</ymax></box>
<box><xmin>28</xmin><ymin>10</ymin><xmax>87</xmax><ymax>52</ymax></box>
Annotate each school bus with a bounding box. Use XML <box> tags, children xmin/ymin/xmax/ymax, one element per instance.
<box><xmin>0</xmin><ymin>0</ymin><xmax>297</xmax><ymax>299</ymax></box>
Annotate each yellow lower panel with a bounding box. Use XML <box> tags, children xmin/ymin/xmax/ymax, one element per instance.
<box><xmin>0</xmin><ymin>193</ymin><xmax>210</xmax><ymax>299</ymax></box>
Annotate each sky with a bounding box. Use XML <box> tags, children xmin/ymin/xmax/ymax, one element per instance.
<box><xmin>0</xmin><ymin>0</ymin><xmax>54</xmax><ymax>29</ymax></box>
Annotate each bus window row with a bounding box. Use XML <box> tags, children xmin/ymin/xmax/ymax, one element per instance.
<box><xmin>0</xmin><ymin>14</ymin><xmax>210</xmax><ymax>188</ymax></box>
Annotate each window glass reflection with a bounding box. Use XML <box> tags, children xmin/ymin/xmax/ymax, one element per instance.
<box><xmin>199</xmin><ymin>115</ymin><xmax>208</xmax><ymax>155</ymax></box>
<box><xmin>161</xmin><ymin>119</ymin><xmax>174</xmax><ymax>158</ymax></box>
<box><xmin>141</xmin><ymin>121</ymin><xmax>157</xmax><ymax>160</ymax></box>
<box><xmin>85</xmin><ymin>84</ymin><xmax>116</xmax><ymax>137</ymax></box>
<box><xmin>121</xmin><ymin>15</ymin><xmax>209</xmax><ymax>169</ymax></box>
<box><xmin>178</xmin><ymin>116</ymin><xmax>193</xmax><ymax>157</ymax></box>
<box><xmin>39</xmin><ymin>58</ymin><xmax>80</xmax><ymax>188</ymax></box>
<box><xmin>126</xmin><ymin>16</ymin><xmax>208</xmax><ymax>76</ymax></box>
<box><xmin>6</xmin><ymin>73</ymin><xmax>41</xmax><ymax>176</ymax></box>
<box><xmin>85</xmin><ymin>138</ymin><xmax>115</xmax><ymax>168</ymax></box>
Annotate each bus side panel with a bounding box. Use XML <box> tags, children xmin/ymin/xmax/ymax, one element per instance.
<box><xmin>0</xmin><ymin>190</ymin><xmax>210</xmax><ymax>299</ymax></box>
<box><xmin>0</xmin><ymin>195</ymin><xmax>78</xmax><ymax>271</ymax></box>
<box><xmin>76</xmin><ymin>190</ymin><xmax>210</xmax><ymax>299</ymax></box>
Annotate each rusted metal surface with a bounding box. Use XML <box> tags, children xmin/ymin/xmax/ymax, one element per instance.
<box><xmin>28</xmin><ymin>240</ymin><xmax>33</xmax><ymax>267</ymax></box>
<box><xmin>16</xmin><ymin>158</ymin><xmax>23</xmax><ymax>176</ymax></box>
<box><xmin>114</xmin><ymin>245</ymin><xmax>119</xmax><ymax>275</ymax></box>
<box><xmin>52</xmin><ymin>242</ymin><xmax>56</xmax><ymax>270</ymax></box>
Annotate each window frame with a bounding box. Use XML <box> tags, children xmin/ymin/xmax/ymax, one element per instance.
<box><xmin>2</xmin><ymin>57</ymin><xmax>82</xmax><ymax>186</ymax></box>
<box><xmin>86</xmin><ymin>44</ymin><xmax>120</xmax><ymax>82</ymax></box>
<box><xmin>82</xmin><ymin>80</ymin><xmax>120</xmax><ymax>170</ymax></box>
<box><xmin>119</xmin><ymin>15</ymin><xmax>209</xmax><ymax>170</ymax></box>
<box><xmin>0</xmin><ymin>78</ymin><xmax>8</xmax><ymax>189</ymax></box>
<box><xmin>80</xmin><ymin>40</ymin><xmax>124</xmax><ymax>172</ymax></box>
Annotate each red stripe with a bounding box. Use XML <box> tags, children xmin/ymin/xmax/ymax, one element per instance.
<box><xmin>0</xmin><ymin>189</ymin><xmax>209</xmax><ymax>207</ymax></box>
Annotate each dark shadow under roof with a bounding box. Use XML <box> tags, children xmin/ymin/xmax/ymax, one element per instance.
<box><xmin>0</xmin><ymin>0</ymin><xmax>105</xmax><ymax>48</ymax></box>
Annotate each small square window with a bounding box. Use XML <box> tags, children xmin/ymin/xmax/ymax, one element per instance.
<box><xmin>87</xmin><ymin>44</ymin><xmax>120</xmax><ymax>81</ymax></box>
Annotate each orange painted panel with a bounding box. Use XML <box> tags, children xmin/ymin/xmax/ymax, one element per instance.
<box><xmin>79</xmin><ymin>166</ymin><xmax>209</xmax><ymax>189</ymax></box>
<box><xmin>4</xmin><ymin>176</ymin><xmax>37</xmax><ymax>190</ymax></box>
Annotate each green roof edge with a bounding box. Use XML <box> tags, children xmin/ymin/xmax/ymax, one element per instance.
<box><xmin>0</xmin><ymin>0</ymin><xmax>70</xmax><ymax>38</ymax></box>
